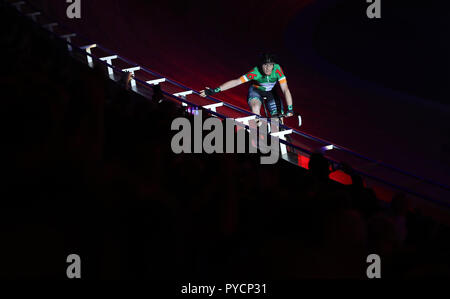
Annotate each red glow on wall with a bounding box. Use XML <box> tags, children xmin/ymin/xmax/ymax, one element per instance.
<box><xmin>329</xmin><ymin>170</ymin><xmax>353</xmax><ymax>185</ymax></box>
<box><xmin>371</xmin><ymin>185</ymin><xmax>394</xmax><ymax>203</ymax></box>
<box><xmin>297</xmin><ymin>153</ymin><xmax>352</xmax><ymax>185</ymax></box>
<box><xmin>297</xmin><ymin>154</ymin><xmax>310</xmax><ymax>169</ymax></box>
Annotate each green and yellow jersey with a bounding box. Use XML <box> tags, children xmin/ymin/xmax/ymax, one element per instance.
<box><xmin>239</xmin><ymin>64</ymin><xmax>287</xmax><ymax>91</ymax></box>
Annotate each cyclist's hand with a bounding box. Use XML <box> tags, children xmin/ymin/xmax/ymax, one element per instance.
<box><xmin>286</xmin><ymin>104</ymin><xmax>294</xmax><ymax>117</ymax></box>
<box><xmin>199</xmin><ymin>87</ymin><xmax>210</xmax><ymax>98</ymax></box>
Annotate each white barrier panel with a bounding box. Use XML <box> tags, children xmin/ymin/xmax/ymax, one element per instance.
<box><xmin>42</xmin><ymin>22</ymin><xmax>58</xmax><ymax>32</ymax></box>
<box><xmin>203</xmin><ymin>102</ymin><xmax>223</xmax><ymax>112</ymax></box>
<box><xmin>146</xmin><ymin>78</ymin><xmax>166</xmax><ymax>85</ymax></box>
<box><xmin>235</xmin><ymin>115</ymin><xmax>257</xmax><ymax>126</ymax></box>
<box><xmin>173</xmin><ymin>90</ymin><xmax>193</xmax><ymax>106</ymax></box>
<box><xmin>270</xmin><ymin>129</ymin><xmax>293</xmax><ymax>155</ymax></box>
<box><xmin>60</xmin><ymin>33</ymin><xmax>77</xmax><ymax>51</ymax></box>
<box><xmin>26</xmin><ymin>11</ymin><xmax>40</xmax><ymax>22</ymax></box>
<box><xmin>122</xmin><ymin>66</ymin><xmax>141</xmax><ymax>89</ymax></box>
<box><xmin>99</xmin><ymin>55</ymin><xmax>118</xmax><ymax>78</ymax></box>
<box><xmin>11</xmin><ymin>1</ymin><xmax>25</xmax><ymax>12</ymax></box>
<box><xmin>80</xmin><ymin>44</ymin><xmax>97</xmax><ymax>68</ymax></box>
<box><xmin>320</xmin><ymin>144</ymin><xmax>334</xmax><ymax>153</ymax></box>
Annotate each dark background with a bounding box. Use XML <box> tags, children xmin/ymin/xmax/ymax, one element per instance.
<box><xmin>1</xmin><ymin>0</ymin><xmax>450</xmax><ymax>280</ymax></box>
<box><xmin>314</xmin><ymin>0</ymin><xmax>449</xmax><ymax>104</ymax></box>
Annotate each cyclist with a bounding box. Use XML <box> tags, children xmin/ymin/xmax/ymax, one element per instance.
<box><xmin>200</xmin><ymin>53</ymin><xmax>294</xmax><ymax>119</ymax></box>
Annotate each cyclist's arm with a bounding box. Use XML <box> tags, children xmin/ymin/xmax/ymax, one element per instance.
<box><xmin>200</xmin><ymin>77</ymin><xmax>243</xmax><ymax>97</ymax></box>
<box><xmin>275</xmin><ymin>65</ymin><xmax>293</xmax><ymax>108</ymax></box>
<box><xmin>211</xmin><ymin>67</ymin><xmax>258</xmax><ymax>92</ymax></box>
<box><xmin>280</xmin><ymin>82</ymin><xmax>293</xmax><ymax>107</ymax></box>
<box><xmin>219</xmin><ymin>77</ymin><xmax>243</xmax><ymax>92</ymax></box>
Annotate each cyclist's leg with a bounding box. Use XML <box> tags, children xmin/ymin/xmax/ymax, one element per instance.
<box><xmin>248</xmin><ymin>99</ymin><xmax>262</xmax><ymax>115</ymax></box>
<box><xmin>265</xmin><ymin>91</ymin><xmax>279</xmax><ymax>117</ymax></box>
<box><xmin>247</xmin><ymin>85</ymin><xmax>263</xmax><ymax>115</ymax></box>
<box><xmin>273</xmin><ymin>88</ymin><xmax>284</xmax><ymax>115</ymax></box>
